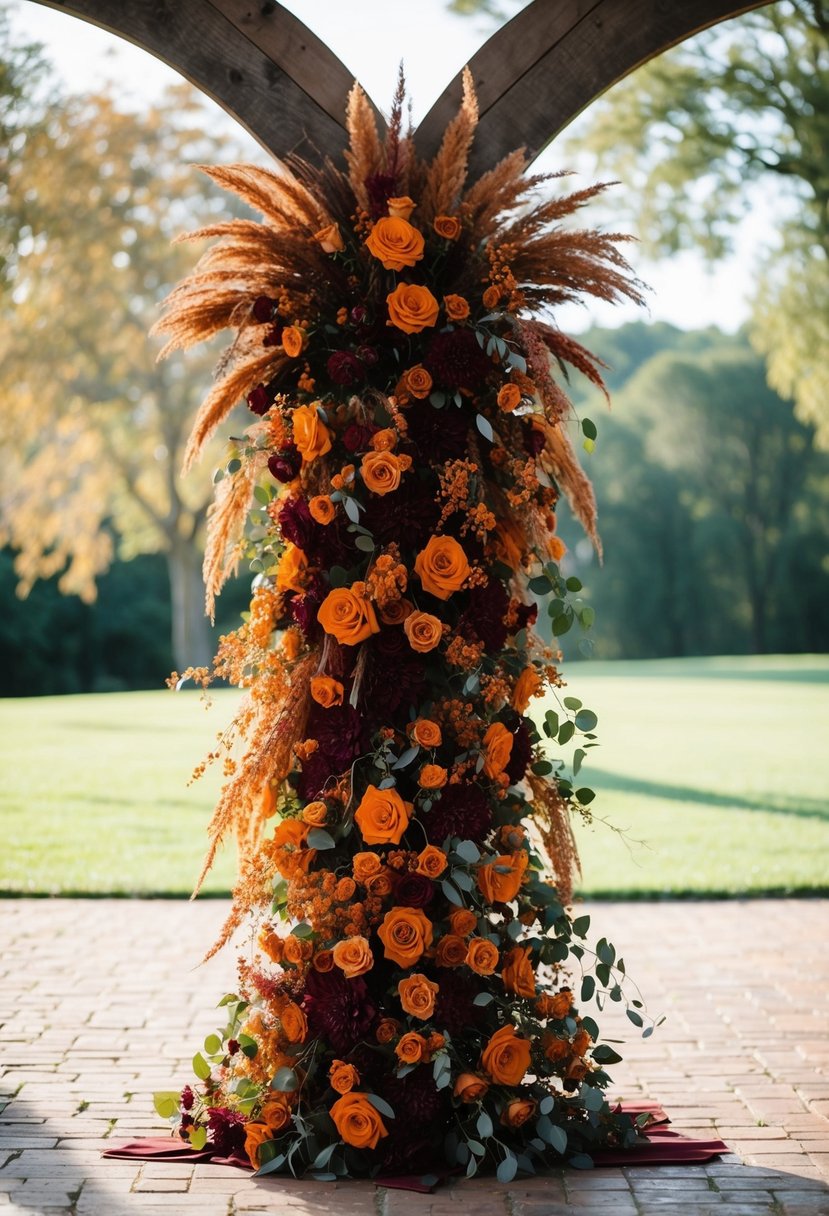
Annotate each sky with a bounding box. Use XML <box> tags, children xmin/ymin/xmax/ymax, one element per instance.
<box><xmin>9</xmin><ymin>0</ymin><xmax>776</xmax><ymax>334</ymax></box>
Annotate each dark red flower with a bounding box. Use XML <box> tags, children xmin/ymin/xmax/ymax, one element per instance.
<box><xmin>205</xmin><ymin>1106</ymin><xmax>246</xmax><ymax>1156</ymax></box>
<box><xmin>262</xmin><ymin>323</ymin><xmax>284</xmax><ymax>347</ymax></box>
<box><xmin>504</xmin><ymin>712</ymin><xmax>532</xmax><ymax>784</ymax></box>
<box><xmin>356</xmin><ymin>344</ymin><xmax>379</xmax><ymax>367</ymax></box>
<box><xmin>252</xmin><ymin>295</ymin><xmax>276</xmax><ymax>322</ymax></box>
<box><xmin>458</xmin><ymin>579</ymin><xmax>510</xmax><ymax>653</ymax></box>
<box><xmin>422</xmin><ymin>782</ymin><xmax>492</xmax><ymax>846</ymax></box>
<box><xmin>364</xmin><ymin>173</ymin><xmax>398</xmax><ymax>219</ymax></box>
<box><xmin>247</xmin><ymin>384</ymin><xmax>271</xmax><ymax>416</ymax></box>
<box><xmin>302</xmin><ymin>968</ymin><xmax>376</xmax><ymax>1054</ymax></box>
<box><xmin>433</xmin><ymin>971</ymin><xmax>484</xmax><ymax>1037</ymax></box>
<box><xmin>180</xmin><ymin>1085</ymin><xmax>195</xmax><ymax>1111</ymax></box>
<box><xmin>523</xmin><ymin>418</ymin><xmax>545</xmax><ymax>456</ymax></box>
<box><xmin>406</xmin><ymin>398</ymin><xmax>470</xmax><ymax>463</ymax></box>
<box><xmin>327</xmin><ymin>350</ymin><xmax>364</xmax><ymax>386</ymax></box>
<box><xmin>268</xmin><ymin>446</ymin><xmax>301</xmax><ymax>483</ymax></box>
<box><xmin>393</xmin><ymin>871</ymin><xmax>435</xmax><ymax>908</ymax></box>
<box><xmin>342</xmin><ymin>422</ymin><xmax>378</xmax><ymax>453</ymax></box>
<box><xmin>425</xmin><ymin>329</ymin><xmax>492</xmax><ymax>391</ymax></box>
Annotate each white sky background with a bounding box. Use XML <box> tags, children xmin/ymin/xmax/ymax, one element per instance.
<box><xmin>10</xmin><ymin>0</ymin><xmax>778</xmax><ymax>334</ymax></box>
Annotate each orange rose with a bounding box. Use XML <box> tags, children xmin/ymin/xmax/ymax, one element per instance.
<box><xmin>449</xmin><ymin>908</ymin><xmax>478</xmax><ymax>937</ymax></box>
<box><xmin>482</xmin><ymin>721</ymin><xmax>514</xmax><ymax>779</ymax></box>
<box><xmin>434</xmin><ymin>215</ymin><xmax>461</xmax><ymax>240</ymax></box>
<box><xmin>409</xmin><ymin>718</ymin><xmax>442</xmax><ymax>748</ymax></box>
<box><xmin>361</xmin><ymin>449</ymin><xmax>405</xmax><ymax>495</ymax></box>
<box><xmin>415</xmin><ymin>845</ymin><xmax>447</xmax><ymax>878</ymax></box>
<box><xmin>281</xmin><ymin>325</ymin><xmax>305</xmax><ymax>358</ymax></box>
<box><xmin>365</xmin><ymin>870</ymin><xmax>394</xmax><ymax>897</ymax></box>
<box><xmin>538</xmin><ymin>989</ymin><xmax>572</xmax><ymax>1020</ymax></box>
<box><xmin>387</xmin><ymin>196</ymin><xmax>416</xmax><ymax>220</ymax></box>
<box><xmin>403</xmin><ymin>365</ymin><xmax>432</xmax><ymax>399</ymax></box>
<box><xmin>260</xmin><ymin>929</ymin><xmax>284</xmax><ymax>963</ymax></box>
<box><xmin>282</xmin><ymin>933</ymin><xmax>313</xmax><ymax>965</ymax></box>
<box><xmin>330</xmin><ymin>1092</ymin><xmax>388</xmax><ymax>1149</ymax></box>
<box><xmin>502</xmin><ymin>945</ymin><xmax>536</xmax><ymax>998</ymax></box>
<box><xmin>371</xmin><ymin>428</ymin><xmax>397</xmax><ymax>452</ymax></box>
<box><xmin>511</xmin><ymin>666</ymin><xmax>542</xmax><ymax>713</ymax></box>
<box><xmin>271</xmin><ymin>818</ymin><xmax>308</xmax><ymax>851</ymax></box>
<box><xmin>395</xmin><ymin>1031</ymin><xmax>428</xmax><ymax>1064</ymax></box>
<box><xmin>379</xmin><ymin>597</ymin><xmax>413</xmax><ymax>625</ymax></box>
<box><xmin>318</xmin><ymin>585</ymin><xmax>379</xmax><ymax>645</ymax></box>
<box><xmin>497</xmin><ymin>383</ymin><xmax>522</xmax><ymax>413</ymax></box>
<box><xmin>292</xmin><ymin>403</ymin><xmax>332</xmax><ymax>461</ymax></box>
<box><xmin>354</xmin><ymin>784</ymin><xmax>412</xmax><ymax>845</ymax></box>
<box><xmin>313</xmin><ymin>949</ymin><xmax>335</xmax><ymax>972</ymax></box>
<box><xmin>376</xmin><ymin>1017</ymin><xmax>401</xmax><ymax>1044</ymax></box>
<box><xmin>572</xmin><ymin>1029</ymin><xmax>591</xmax><ymax>1057</ymax></box>
<box><xmin>387</xmin><ymin>283</ymin><xmax>440</xmax><ymax>334</ymax></box>
<box><xmin>444</xmin><ymin>293</ymin><xmax>470</xmax><ymax>322</ymax></box>
<box><xmin>418</xmin><ymin>764</ymin><xmax>447</xmax><ymax>790</ymax></box>
<box><xmin>398</xmin><ymin>973</ymin><xmax>439</xmax><ymax>1019</ymax></box>
<box><xmin>329</xmin><ymin>1060</ymin><xmax>360</xmax><ymax>1094</ymax></box>
<box><xmin>414</xmin><ymin>535</ymin><xmax>471</xmax><ymax>599</ymax></box>
<box><xmin>352</xmin><ymin>851</ymin><xmax>382</xmax><ymax>883</ymax></box>
<box><xmin>301</xmin><ymin>800</ymin><xmax>328</xmax><ymax>827</ymax></box>
<box><xmin>310</xmin><ymin>675</ymin><xmax>344</xmax><ymax>708</ymax></box>
<box><xmin>280</xmin><ymin>1002</ymin><xmax>308</xmax><ymax>1044</ymax></box>
<box><xmin>435</xmin><ymin>934</ymin><xmax>468</xmax><ymax>967</ymax></box>
<box><xmin>378</xmin><ymin>906</ymin><xmax>433</xmax><ymax>968</ymax></box>
<box><xmin>544</xmin><ymin>1034</ymin><xmax>569</xmax><ymax>1062</ymax></box>
<box><xmin>477</xmin><ymin>850</ymin><xmax>528</xmax><ymax>904</ymax></box>
<box><xmin>482</xmin><ymin>285</ymin><xmax>502</xmax><ymax>310</ymax></box>
<box><xmin>314</xmin><ymin>223</ymin><xmax>345</xmax><ymax>253</ymax></box>
<box><xmin>403</xmin><ymin>611</ymin><xmax>443</xmax><ymax>653</ymax></box>
<box><xmin>428</xmin><ymin>1032</ymin><xmax>445</xmax><ymax>1053</ymax></box>
<box><xmin>481</xmin><ymin>1024</ymin><xmax>532</xmax><ymax>1086</ymax></box>
<box><xmin>332</xmin><ymin>935</ymin><xmax>374</xmax><ymax>979</ymax></box>
<box><xmin>244</xmin><ymin>1121</ymin><xmax>273</xmax><ymax>1168</ymax></box>
<box><xmin>502</xmin><ymin>1098</ymin><xmax>537</xmax><ymax>1128</ymax></box>
<box><xmin>466</xmin><ymin>937</ymin><xmax>500</xmax><ymax>976</ymax></box>
<box><xmin>261</xmin><ymin>1095</ymin><xmax>293</xmax><ymax>1133</ymax></box>
<box><xmin>309</xmin><ymin>495</ymin><xmax>336</xmax><ymax>525</ymax></box>
<box><xmin>454</xmin><ymin>1073</ymin><xmax>489</xmax><ymax>1102</ymax></box>
<box><xmin>276</xmin><ymin>543</ymin><xmax>308</xmax><ymax>595</ymax></box>
<box><xmin>366</xmin><ymin>216</ymin><xmax>425</xmax><ymax>270</ymax></box>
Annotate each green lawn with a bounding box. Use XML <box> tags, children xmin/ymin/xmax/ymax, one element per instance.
<box><xmin>1</xmin><ymin>655</ymin><xmax>827</xmax><ymax>897</ymax></box>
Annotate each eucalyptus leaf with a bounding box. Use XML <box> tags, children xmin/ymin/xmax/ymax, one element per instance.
<box><xmin>307</xmin><ymin>828</ymin><xmax>336</xmax><ymax>850</ymax></box>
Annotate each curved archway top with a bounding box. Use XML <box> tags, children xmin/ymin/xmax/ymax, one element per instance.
<box><xmin>31</xmin><ymin>0</ymin><xmax>770</xmax><ymax>172</ymax></box>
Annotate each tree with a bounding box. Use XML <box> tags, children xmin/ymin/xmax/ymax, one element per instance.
<box><xmin>0</xmin><ymin>70</ymin><xmax>252</xmax><ymax>670</ymax></box>
<box><xmin>565</xmin><ymin>0</ymin><xmax>829</xmax><ymax>444</ymax></box>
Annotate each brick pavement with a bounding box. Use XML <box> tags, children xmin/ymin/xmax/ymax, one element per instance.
<box><xmin>0</xmin><ymin>899</ymin><xmax>827</xmax><ymax>1215</ymax></box>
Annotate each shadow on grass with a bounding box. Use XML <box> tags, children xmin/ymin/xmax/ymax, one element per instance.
<box><xmin>591</xmin><ymin>769</ymin><xmax>829</xmax><ymax>822</ymax></box>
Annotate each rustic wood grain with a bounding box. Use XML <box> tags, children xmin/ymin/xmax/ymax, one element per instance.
<box><xmin>417</xmin><ymin>0</ymin><xmax>771</xmax><ymax>173</ymax></box>
<box><xmin>28</xmin><ymin>0</ymin><xmax>358</xmax><ymax>164</ymax></box>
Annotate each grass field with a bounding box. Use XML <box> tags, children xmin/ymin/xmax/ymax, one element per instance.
<box><xmin>1</xmin><ymin>655</ymin><xmax>828</xmax><ymax>897</ymax></box>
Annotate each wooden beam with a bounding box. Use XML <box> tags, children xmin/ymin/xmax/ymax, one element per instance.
<box><xmin>27</xmin><ymin>0</ymin><xmax>375</xmax><ymax>164</ymax></box>
<box><xmin>417</xmin><ymin>0</ymin><xmax>771</xmax><ymax>174</ymax></box>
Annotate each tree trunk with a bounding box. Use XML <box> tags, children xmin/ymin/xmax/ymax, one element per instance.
<box><xmin>166</xmin><ymin>542</ymin><xmax>213</xmax><ymax>671</ymax></box>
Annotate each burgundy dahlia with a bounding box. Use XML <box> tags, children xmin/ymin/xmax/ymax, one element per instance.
<box><xmin>205</xmin><ymin>1106</ymin><xmax>246</xmax><ymax>1156</ymax></box>
<box><xmin>459</xmin><ymin>579</ymin><xmax>511</xmax><ymax>653</ymax></box>
<box><xmin>302</xmin><ymin>969</ymin><xmax>376</xmax><ymax>1054</ymax></box>
<box><xmin>433</xmin><ymin>971</ymin><xmax>484</xmax><ymax>1037</ymax></box>
<box><xmin>425</xmin><ymin>328</ymin><xmax>492</xmax><ymax>391</ymax></box>
<box><xmin>327</xmin><ymin>350</ymin><xmax>364</xmax><ymax>386</ymax></box>
<box><xmin>422</xmin><ymin>782</ymin><xmax>492</xmax><ymax>846</ymax></box>
<box><xmin>406</xmin><ymin>398</ymin><xmax>470</xmax><ymax>463</ymax></box>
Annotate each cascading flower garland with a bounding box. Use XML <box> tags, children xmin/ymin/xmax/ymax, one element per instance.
<box><xmin>154</xmin><ymin>72</ymin><xmax>659</xmax><ymax>1181</ymax></box>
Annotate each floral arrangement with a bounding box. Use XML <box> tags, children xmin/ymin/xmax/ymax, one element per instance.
<box><xmin>153</xmin><ymin>72</ymin><xmax>658</xmax><ymax>1181</ymax></box>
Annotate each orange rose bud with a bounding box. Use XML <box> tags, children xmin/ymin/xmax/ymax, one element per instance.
<box><xmin>260</xmin><ymin>928</ymin><xmax>284</xmax><ymax>963</ymax></box>
<box><xmin>352</xmin><ymin>851</ymin><xmax>382</xmax><ymax>882</ymax></box>
<box><xmin>497</xmin><ymin>383</ymin><xmax>522</xmax><ymax>413</ymax></box>
<box><xmin>482</xmin><ymin>285</ymin><xmax>502</xmax><ymax>310</ymax></box>
<box><xmin>376</xmin><ymin>1017</ymin><xmax>401</xmax><ymax>1044</ymax></box>
<box><xmin>511</xmin><ymin>666</ymin><xmax>542</xmax><ymax>713</ymax></box>
<box><xmin>365</xmin><ymin>870</ymin><xmax>394</xmax><ymax>898</ymax></box>
<box><xmin>366</xmin><ymin>215</ymin><xmax>425</xmax><ymax>270</ymax></box>
<box><xmin>502</xmin><ymin>945</ymin><xmax>536</xmax><ymax>998</ymax></box>
<box><xmin>317</xmin><ymin>585</ymin><xmax>380</xmax><ymax>645</ymax></box>
<box><xmin>314</xmin><ymin>223</ymin><xmax>345</xmax><ymax>253</ymax></box>
<box><xmin>354</xmin><ymin>784</ymin><xmax>412</xmax><ymax>845</ymax></box>
<box><xmin>332</xmin><ymin>935</ymin><xmax>374</xmax><ymax>979</ymax></box>
<box><xmin>398</xmin><ymin>973</ymin><xmax>439</xmax><ymax>1019</ymax></box>
<box><xmin>281</xmin><ymin>1001</ymin><xmax>308</xmax><ymax>1043</ymax></box>
<box><xmin>403</xmin><ymin>611</ymin><xmax>443</xmax><ymax>653</ymax></box>
<box><xmin>444</xmin><ymin>293</ymin><xmax>470</xmax><ymax>322</ymax></box>
<box><xmin>415</xmin><ymin>844</ymin><xmax>448</xmax><ymax>878</ymax></box>
<box><xmin>310</xmin><ymin>675</ymin><xmax>344</xmax><ymax>708</ymax></box>
<box><xmin>379</xmin><ymin>597</ymin><xmax>413</xmax><ymax>625</ymax></box>
<box><xmin>244</xmin><ymin>1121</ymin><xmax>273</xmax><ymax>1168</ymax></box>
<box><xmin>387</xmin><ymin>195</ymin><xmax>416</xmax><ymax>220</ymax></box>
<box><xmin>502</xmin><ymin>1098</ymin><xmax>537</xmax><ymax>1128</ymax></box>
<box><xmin>418</xmin><ymin>763</ymin><xmax>447</xmax><ymax>790</ymax></box>
<box><xmin>466</xmin><ymin>937</ymin><xmax>500</xmax><ymax>976</ymax></box>
<box><xmin>449</xmin><ymin>908</ymin><xmax>478</xmax><ymax>937</ymax></box>
<box><xmin>313</xmin><ymin>948</ymin><xmax>335</xmax><ymax>972</ymax></box>
<box><xmin>482</xmin><ymin>720</ymin><xmax>514</xmax><ymax>778</ymax></box>
<box><xmin>542</xmin><ymin>989</ymin><xmax>573</xmax><ymax>1020</ymax></box>
<box><xmin>276</xmin><ymin>543</ymin><xmax>308</xmax><ymax>595</ymax></box>
<box><xmin>403</xmin><ymin>365</ymin><xmax>433</xmax><ymax>399</ymax></box>
<box><xmin>329</xmin><ymin>1059</ymin><xmax>360</xmax><ymax>1094</ymax></box>
<box><xmin>414</xmin><ymin>535</ymin><xmax>471</xmax><ymax>599</ymax></box>
<box><xmin>477</xmin><ymin>850</ymin><xmax>528</xmax><ymax>904</ymax></box>
<box><xmin>361</xmin><ymin>449</ymin><xmax>405</xmax><ymax>495</ymax></box>
<box><xmin>409</xmin><ymin>718</ymin><xmax>442</xmax><ymax>748</ymax></box>
<box><xmin>435</xmin><ymin>934</ymin><xmax>468</xmax><ymax>967</ymax></box>
<box><xmin>309</xmin><ymin>495</ymin><xmax>336</xmax><ymax>525</ymax></box>
<box><xmin>281</xmin><ymin>325</ymin><xmax>305</xmax><ymax>358</ymax></box>
<box><xmin>481</xmin><ymin>1024</ymin><xmax>532</xmax><ymax>1086</ymax></box>
<box><xmin>395</xmin><ymin>1031</ymin><xmax>428</xmax><ymax>1064</ymax></box>
<box><xmin>283</xmin><ymin>933</ymin><xmax>313</xmax><ymax>965</ymax></box>
<box><xmin>292</xmin><ymin>402</ymin><xmax>332</xmax><ymax>461</ymax></box>
<box><xmin>434</xmin><ymin>215</ymin><xmax>461</xmax><ymax>240</ymax></box>
<box><xmin>370</xmin><ymin>428</ymin><xmax>397</xmax><ymax>452</ymax></box>
<box><xmin>330</xmin><ymin>1092</ymin><xmax>388</xmax><ymax>1149</ymax></box>
<box><xmin>544</xmin><ymin>1034</ymin><xmax>569</xmax><ymax>1062</ymax></box>
<box><xmin>301</xmin><ymin>800</ymin><xmax>328</xmax><ymax>826</ymax></box>
<box><xmin>377</xmin><ymin>906</ymin><xmax>433</xmax><ymax>968</ymax></box>
<box><xmin>335</xmin><ymin>876</ymin><xmax>356</xmax><ymax>901</ymax></box>
<box><xmin>454</xmin><ymin>1072</ymin><xmax>489</xmax><ymax>1102</ymax></box>
<box><xmin>387</xmin><ymin>283</ymin><xmax>440</xmax><ymax>334</ymax></box>
<box><xmin>261</xmin><ymin>1095</ymin><xmax>293</xmax><ymax>1133</ymax></box>
<box><xmin>572</xmin><ymin>1028</ymin><xmax>591</xmax><ymax>1057</ymax></box>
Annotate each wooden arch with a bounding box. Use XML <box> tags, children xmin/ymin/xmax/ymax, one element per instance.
<box><xmin>31</xmin><ymin>0</ymin><xmax>769</xmax><ymax>170</ymax></box>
